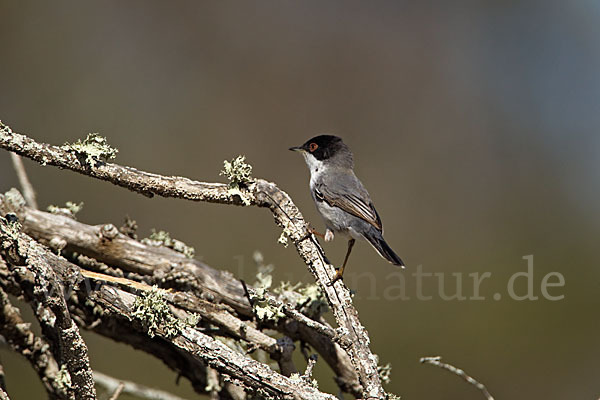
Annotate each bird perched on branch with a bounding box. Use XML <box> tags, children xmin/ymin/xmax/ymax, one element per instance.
<box><xmin>290</xmin><ymin>135</ymin><xmax>405</xmax><ymax>283</ymax></box>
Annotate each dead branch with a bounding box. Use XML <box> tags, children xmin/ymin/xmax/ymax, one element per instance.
<box><xmin>9</xmin><ymin>153</ymin><xmax>38</xmax><ymax>210</ymax></box>
<box><xmin>0</xmin><ymin>284</ymin><xmax>66</xmax><ymax>398</ymax></box>
<box><xmin>420</xmin><ymin>356</ymin><xmax>494</xmax><ymax>400</ymax></box>
<box><xmin>94</xmin><ymin>371</ymin><xmax>190</xmax><ymax>400</ymax></box>
<box><xmin>0</xmin><ymin>120</ymin><xmax>385</xmax><ymax>398</ymax></box>
<box><xmin>107</xmin><ymin>382</ymin><xmax>125</xmax><ymax>400</ymax></box>
<box><xmin>0</xmin><ymin>216</ymin><xmax>337</xmax><ymax>400</ymax></box>
<box><xmin>0</xmin><ymin>189</ymin><xmax>361</xmax><ymax>396</ymax></box>
<box><xmin>0</xmin><ymin>221</ymin><xmax>97</xmax><ymax>399</ymax></box>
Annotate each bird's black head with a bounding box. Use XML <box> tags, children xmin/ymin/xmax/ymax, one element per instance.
<box><xmin>289</xmin><ymin>135</ymin><xmax>349</xmax><ymax>161</ymax></box>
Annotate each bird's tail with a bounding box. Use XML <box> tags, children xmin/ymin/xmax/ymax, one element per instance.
<box><xmin>363</xmin><ymin>229</ymin><xmax>405</xmax><ymax>267</ymax></box>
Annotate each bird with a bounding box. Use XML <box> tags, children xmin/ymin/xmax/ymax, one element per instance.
<box><xmin>290</xmin><ymin>135</ymin><xmax>405</xmax><ymax>283</ymax></box>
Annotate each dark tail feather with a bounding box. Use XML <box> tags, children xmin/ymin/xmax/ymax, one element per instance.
<box><xmin>364</xmin><ymin>230</ymin><xmax>405</xmax><ymax>267</ymax></box>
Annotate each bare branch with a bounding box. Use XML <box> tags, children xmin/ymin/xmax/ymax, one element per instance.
<box><xmin>0</xmin><ymin>357</ymin><xmax>5</xmax><ymax>393</ymax></box>
<box><xmin>303</xmin><ymin>354</ymin><xmax>318</xmax><ymax>382</ymax></box>
<box><xmin>0</xmin><ymin>217</ymin><xmax>337</xmax><ymax>400</ymax></box>
<box><xmin>95</xmin><ymin>371</ymin><xmax>189</xmax><ymax>400</ymax></box>
<box><xmin>9</xmin><ymin>153</ymin><xmax>38</xmax><ymax>210</ymax></box>
<box><xmin>0</xmin><ymin>281</ymin><xmax>67</xmax><ymax>399</ymax></box>
<box><xmin>107</xmin><ymin>382</ymin><xmax>124</xmax><ymax>400</ymax></box>
<box><xmin>420</xmin><ymin>356</ymin><xmax>494</xmax><ymax>400</ymax></box>
<box><xmin>0</xmin><ymin>219</ymin><xmax>96</xmax><ymax>400</ymax></box>
<box><xmin>0</xmin><ymin>190</ymin><xmax>361</xmax><ymax>397</ymax></box>
<box><xmin>0</xmin><ymin>120</ymin><xmax>383</xmax><ymax>397</ymax></box>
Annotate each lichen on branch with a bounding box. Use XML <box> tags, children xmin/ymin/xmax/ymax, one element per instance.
<box><xmin>220</xmin><ymin>155</ymin><xmax>253</xmax><ymax>187</ymax></box>
<box><xmin>61</xmin><ymin>133</ymin><xmax>118</xmax><ymax>167</ymax></box>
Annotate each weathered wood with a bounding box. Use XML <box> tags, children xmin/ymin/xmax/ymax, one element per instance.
<box><xmin>0</xmin><ymin>218</ymin><xmax>96</xmax><ymax>400</ymax></box>
<box><xmin>0</xmin><ymin>121</ymin><xmax>386</xmax><ymax>398</ymax></box>
<box><xmin>0</xmin><ymin>218</ymin><xmax>337</xmax><ymax>400</ymax></box>
<box><xmin>0</xmin><ymin>190</ymin><xmax>362</xmax><ymax>396</ymax></box>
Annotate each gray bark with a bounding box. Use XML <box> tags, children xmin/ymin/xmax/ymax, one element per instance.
<box><xmin>0</xmin><ymin>121</ymin><xmax>388</xmax><ymax>399</ymax></box>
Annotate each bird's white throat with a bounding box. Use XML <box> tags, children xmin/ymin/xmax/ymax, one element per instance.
<box><xmin>301</xmin><ymin>152</ymin><xmax>325</xmax><ymax>187</ymax></box>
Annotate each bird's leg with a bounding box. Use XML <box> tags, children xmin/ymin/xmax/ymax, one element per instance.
<box><xmin>308</xmin><ymin>227</ymin><xmax>335</xmax><ymax>241</ymax></box>
<box><xmin>307</xmin><ymin>226</ymin><xmax>325</xmax><ymax>238</ymax></box>
<box><xmin>329</xmin><ymin>239</ymin><xmax>355</xmax><ymax>285</ymax></box>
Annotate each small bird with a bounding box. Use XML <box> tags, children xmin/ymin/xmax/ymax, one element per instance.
<box><xmin>290</xmin><ymin>135</ymin><xmax>404</xmax><ymax>282</ymax></box>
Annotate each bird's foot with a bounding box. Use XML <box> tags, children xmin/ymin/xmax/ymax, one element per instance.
<box><xmin>307</xmin><ymin>226</ymin><xmax>325</xmax><ymax>239</ymax></box>
<box><xmin>327</xmin><ymin>269</ymin><xmax>344</xmax><ymax>286</ymax></box>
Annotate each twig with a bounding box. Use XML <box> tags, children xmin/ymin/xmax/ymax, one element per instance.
<box><xmin>303</xmin><ymin>354</ymin><xmax>318</xmax><ymax>381</ymax></box>
<box><xmin>95</xmin><ymin>371</ymin><xmax>189</xmax><ymax>400</ymax></box>
<box><xmin>107</xmin><ymin>381</ymin><xmax>124</xmax><ymax>400</ymax></box>
<box><xmin>206</xmin><ymin>367</ymin><xmax>221</xmax><ymax>400</ymax></box>
<box><xmin>9</xmin><ymin>153</ymin><xmax>38</xmax><ymax>210</ymax></box>
<box><xmin>420</xmin><ymin>356</ymin><xmax>494</xmax><ymax>400</ymax></box>
<box><xmin>245</xmin><ymin>286</ymin><xmax>343</xmax><ymax>346</ymax></box>
<box><xmin>0</xmin><ymin>358</ymin><xmax>5</xmax><ymax>393</ymax></box>
<box><xmin>0</xmin><ymin>122</ymin><xmax>382</xmax><ymax>398</ymax></box>
<box><xmin>0</xmin><ymin>387</ymin><xmax>9</xmax><ymax>400</ymax></box>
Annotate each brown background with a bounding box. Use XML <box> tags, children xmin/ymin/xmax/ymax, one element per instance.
<box><xmin>0</xmin><ymin>1</ymin><xmax>599</xmax><ymax>399</ymax></box>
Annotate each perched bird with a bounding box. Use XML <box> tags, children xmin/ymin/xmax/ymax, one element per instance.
<box><xmin>290</xmin><ymin>135</ymin><xmax>404</xmax><ymax>282</ymax></box>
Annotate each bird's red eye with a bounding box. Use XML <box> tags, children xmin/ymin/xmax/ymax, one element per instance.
<box><xmin>309</xmin><ymin>143</ymin><xmax>318</xmax><ymax>152</ymax></box>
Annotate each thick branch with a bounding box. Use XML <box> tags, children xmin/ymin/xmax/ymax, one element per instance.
<box><xmin>0</xmin><ymin>218</ymin><xmax>336</xmax><ymax>400</ymax></box>
<box><xmin>0</xmin><ymin>190</ymin><xmax>361</xmax><ymax>396</ymax></box>
<box><xmin>0</xmin><ymin>284</ymin><xmax>65</xmax><ymax>398</ymax></box>
<box><xmin>0</xmin><ymin>121</ymin><xmax>384</xmax><ymax>398</ymax></box>
<box><xmin>0</xmin><ymin>220</ymin><xmax>96</xmax><ymax>400</ymax></box>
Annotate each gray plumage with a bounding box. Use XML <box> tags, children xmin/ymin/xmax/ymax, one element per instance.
<box><xmin>290</xmin><ymin>135</ymin><xmax>404</xmax><ymax>278</ymax></box>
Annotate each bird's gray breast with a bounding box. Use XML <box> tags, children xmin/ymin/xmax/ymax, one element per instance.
<box><xmin>310</xmin><ymin>177</ymin><xmax>351</xmax><ymax>236</ymax></box>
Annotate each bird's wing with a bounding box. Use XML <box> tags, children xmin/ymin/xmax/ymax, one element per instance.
<box><xmin>315</xmin><ymin>174</ymin><xmax>383</xmax><ymax>231</ymax></box>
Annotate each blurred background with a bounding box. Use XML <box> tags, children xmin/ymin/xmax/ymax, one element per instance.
<box><xmin>1</xmin><ymin>1</ymin><xmax>599</xmax><ymax>399</ymax></box>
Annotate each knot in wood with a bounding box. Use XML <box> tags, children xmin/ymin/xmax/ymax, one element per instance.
<box><xmin>100</xmin><ymin>224</ymin><xmax>119</xmax><ymax>240</ymax></box>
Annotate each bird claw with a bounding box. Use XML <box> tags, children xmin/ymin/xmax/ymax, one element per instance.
<box><xmin>327</xmin><ymin>269</ymin><xmax>344</xmax><ymax>286</ymax></box>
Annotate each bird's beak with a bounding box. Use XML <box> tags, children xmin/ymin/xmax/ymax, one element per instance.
<box><xmin>289</xmin><ymin>146</ymin><xmax>303</xmax><ymax>152</ymax></box>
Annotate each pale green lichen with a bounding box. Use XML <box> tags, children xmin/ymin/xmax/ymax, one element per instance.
<box><xmin>378</xmin><ymin>362</ymin><xmax>392</xmax><ymax>385</ymax></box>
<box><xmin>3</xmin><ymin>213</ymin><xmax>22</xmax><ymax>239</ymax></box>
<box><xmin>277</xmin><ymin>231</ymin><xmax>289</xmax><ymax>247</ymax></box>
<box><xmin>250</xmin><ymin>252</ymin><xmax>328</xmax><ymax>321</ymax></box>
<box><xmin>5</xmin><ymin>188</ymin><xmax>26</xmax><ymax>209</ymax></box>
<box><xmin>220</xmin><ymin>156</ymin><xmax>254</xmax><ymax>205</ymax></box>
<box><xmin>119</xmin><ymin>215</ymin><xmax>138</xmax><ymax>239</ymax></box>
<box><xmin>386</xmin><ymin>394</ymin><xmax>401</xmax><ymax>400</ymax></box>
<box><xmin>272</xmin><ymin>280</ymin><xmax>328</xmax><ymax>320</ymax></box>
<box><xmin>221</xmin><ymin>155</ymin><xmax>253</xmax><ymax>187</ymax></box>
<box><xmin>290</xmin><ymin>372</ymin><xmax>318</xmax><ymax>389</ymax></box>
<box><xmin>289</xmin><ymin>373</ymin><xmax>302</xmax><ymax>382</ymax></box>
<box><xmin>132</xmin><ymin>287</ymin><xmax>180</xmax><ymax>338</ymax></box>
<box><xmin>55</xmin><ymin>364</ymin><xmax>72</xmax><ymax>392</ymax></box>
<box><xmin>62</xmin><ymin>133</ymin><xmax>118</xmax><ymax>167</ymax></box>
<box><xmin>249</xmin><ymin>253</ymin><xmax>285</xmax><ymax>321</ymax></box>
<box><xmin>295</xmin><ymin>283</ymin><xmax>328</xmax><ymax>319</ymax></box>
<box><xmin>204</xmin><ymin>377</ymin><xmax>222</xmax><ymax>394</ymax></box>
<box><xmin>141</xmin><ymin>229</ymin><xmax>195</xmax><ymax>258</ymax></box>
<box><xmin>47</xmin><ymin>201</ymin><xmax>84</xmax><ymax>219</ymax></box>
<box><xmin>185</xmin><ymin>313</ymin><xmax>201</xmax><ymax>327</ymax></box>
